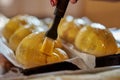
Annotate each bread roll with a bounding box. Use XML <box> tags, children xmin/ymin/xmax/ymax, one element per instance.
<box><xmin>2</xmin><ymin>15</ymin><xmax>44</xmax><ymax>41</ymax></box>
<box><xmin>58</xmin><ymin>16</ymin><xmax>83</xmax><ymax>43</ymax></box>
<box><xmin>74</xmin><ymin>25</ymin><xmax>118</xmax><ymax>57</ymax></box>
<box><xmin>9</xmin><ymin>24</ymin><xmax>46</xmax><ymax>51</ymax></box>
<box><xmin>16</xmin><ymin>32</ymin><xmax>68</xmax><ymax>68</ymax></box>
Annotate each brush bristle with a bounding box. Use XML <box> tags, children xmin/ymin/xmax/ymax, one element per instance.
<box><xmin>40</xmin><ymin>37</ymin><xmax>55</xmax><ymax>55</ymax></box>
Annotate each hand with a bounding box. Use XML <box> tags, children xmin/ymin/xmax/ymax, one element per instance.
<box><xmin>50</xmin><ymin>0</ymin><xmax>77</xmax><ymax>6</ymax></box>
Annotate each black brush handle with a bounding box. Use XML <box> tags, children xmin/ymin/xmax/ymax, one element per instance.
<box><xmin>21</xmin><ymin>61</ymin><xmax>79</xmax><ymax>75</ymax></box>
<box><xmin>46</xmin><ymin>0</ymin><xmax>69</xmax><ymax>40</ymax></box>
<box><xmin>55</xmin><ymin>0</ymin><xmax>70</xmax><ymax>17</ymax></box>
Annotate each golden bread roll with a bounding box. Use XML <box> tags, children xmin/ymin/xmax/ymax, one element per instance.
<box><xmin>53</xmin><ymin>48</ymin><xmax>69</xmax><ymax>60</ymax></box>
<box><xmin>9</xmin><ymin>25</ymin><xmax>45</xmax><ymax>51</ymax></box>
<box><xmin>2</xmin><ymin>15</ymin><xmax>27</xmax><ymax>41</ymax></box>
<box><xmin>16</xmin><ymin>32</ymin><xmax>46</xmax><ymax>68</ymax></box>
<box><xmin>117</xmin><ymin>48</ymin><xmax>120</xmax><ymax>54</ymax></box>
<box><xmin>47</xmin><ymin>48</ymin><xmax>69</xmax><ymax>64</ymax></box>
<box><xmin>74</xmin><ymin>25</ymin><xmax>118</xmax><ymax>57</ymax></box>
<box><xmin>16</xmin><ymin>32</ymin><xmax>68</xmax><ymax>68</ymax></box>
<box><xmin>47</xmin><ymin>53</ymin><xmax>62</xmax><ymax>64</ymax></box>
<box><xmin>9</xmin><ymin>25</ymin><xmax>35</xmax><ymax>51</ymax></box>
<box><xmin>2</xmin><ymin>15</ymin><xmax>45</xmax><ymax>41</ymax></box>
<box><xmin>58</xmin><ymin>16</ymin><xmax>84</xmax><ymax>43</ymax></box>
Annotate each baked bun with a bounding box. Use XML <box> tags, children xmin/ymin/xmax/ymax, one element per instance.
<box><xmin>58</xmin><ymin>16</ymin><xmax>84</xmax><ymax>43</ymax></box>
<box><xmin>9</xmin><ymin>25</ymin><xmax>35</xmax><ymax>51</ymax></box>
<box><xmin>47</xmin><ymin>48</ymin><xmax>69</xmax><ymax>64</ymax></box>
<box><xmin>9</xmin><ymin>24</ymin><xmax>47</xmax><ymax>51</ymax></box>
<box><xmin>74</xmin><ymin>24</ymin><xmax>118</xmax><ymax>57</ymax></box>
<box><xmin>16</xmin><ymin>32</ymin><xmax>68</xmax><ymax>68</ymax></box>
<box><xmin>2</xmin><ymin>15</ymin><xmax>44</xmax><ymax>41</ymax></box>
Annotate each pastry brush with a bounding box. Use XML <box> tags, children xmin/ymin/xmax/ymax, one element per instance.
<box><xmin>41</xmin><ymin>0</ymin><xmax>69</xmax><ymax>55</ymax></box>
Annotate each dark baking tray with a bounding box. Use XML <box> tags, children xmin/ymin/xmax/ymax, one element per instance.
<box><xmin>96</xmin><ymin>54</ymin><xmax>120</xmax><ymax>67</ymax></box>
<box><xmin>20</xmin><ymin>61</ymin><xmax>80</xmax><ymax>75</ymax></box>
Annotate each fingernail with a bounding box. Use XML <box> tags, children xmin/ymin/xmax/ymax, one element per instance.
<box><xmin>71</xmin><ymin>0</ymin><xmax>77</xmax><ymax>4</ymax></box>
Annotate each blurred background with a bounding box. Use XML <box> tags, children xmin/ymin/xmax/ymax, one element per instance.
<box><xmin>0</xmin><ymin>0</ymin><xmax>120</xmax><ymax>27</ymax></box>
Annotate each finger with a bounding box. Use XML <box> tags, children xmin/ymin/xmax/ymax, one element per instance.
<box><xmin>50</xmin><ymin>0</ymin><xmax>58</xmax><ymax>6</ymax></box>
<box><xmin>50</xmin><ymin>0</ymin><xmax>55</xmax><ymax>6</ymax></box>
<box><xmin>71</xmin><ymin>0</ymin><xmax>78</xmax><ymax>4</ymax></box>
<box><xmin>53</xmin><ymin>0</ymin><xmax>58</xmax><ymax>5</ymax></box>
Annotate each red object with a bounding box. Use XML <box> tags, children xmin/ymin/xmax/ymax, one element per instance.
<box><xmin>50</xmin><ymin>0</ymin><xmax>55</xmax><ymax>6</ymax></box>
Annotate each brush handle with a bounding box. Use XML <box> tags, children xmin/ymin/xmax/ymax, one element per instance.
<box><xmin>55</xmin><ymin>0</ymin><xmax>70</xmax><ymax>17</ymax></box>
<box><xmin>46</xmin><ymin>0</ymin><xmax>69</xmax><ymax>40</ymax></box>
